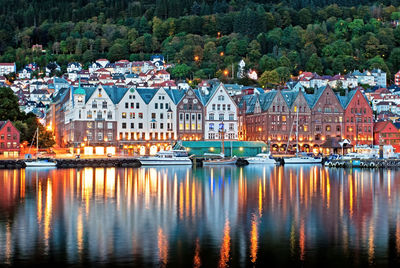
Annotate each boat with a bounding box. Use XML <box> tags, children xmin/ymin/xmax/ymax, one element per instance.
<box><xmin>283</xmin><ymin>108</ymin><xmax>321</xmax><ymax>165</ymax></box>
<box><xmin>246</xmin><ymin>153</ymin><xmax>277</xmax><ymax>164</ymax></box>
<box><xmin>25</xmin><ymin>158</ymin><xmax>57</xmax><ymax>167</ymax></box>
<box><xmin>203</xmin><ymin>156</ymin><xmax>237</xmax><ymax>166</ymax></box>
<box><xmin>138</xmin><ymin>150</ymin><xmax>192</xmax><ymax>166</ymax></box>
<box><xmin>24</xmin><ymin>128</ymin><xmax>57</xmax><ymax>168</ymax></box>
<box><xmin>341</xmin><ymin>152</ymin><xmax>374</xmax><ymax>160</ymax></box>
<box><xmin>284</xmin><ymin>152</ymin><xmax>322</xmax><ymax>164</ymax></box>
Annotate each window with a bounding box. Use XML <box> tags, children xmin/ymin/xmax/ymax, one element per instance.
<box><xmin>186</xmin><ymin>114</ymin><xmax>189</xmax><ymax>120</ymax></box>
<box><xmin>136</xmin><ymin>103</ymin><xmax>139</xmax><ymax>109</ymax></box>
<box><xmin>139</xmin><ymin>123</ymin><xmax>143</xmax><ymax>129</ymax></box>
<box><xmin>92</xmin><ymin>101</ymin><xmax>97</xmax><ymax>108</ymax></box>
<box><xmin>155</xmin><ymin>103</ymin><xmax>158</xmax><ymax>109</ymax></box>
<box><xmin>209</xmin><ymin>114</ymin><xmax>214</xmax><ymax>120</ymax></box>
<box><xmin>160</xmin><ymin>113</ymin><xmax>164</xmax><ymax>119</ymax></box>
<box><xmin>326</xmin><ymin>125</ymin><xmax>331</xmax><ymax>131</ymax></box>
<box><xmin>0</xmin><ymin>135</ymin><xmax>3</xmax><ymax>140</ymax></box>
<box><xmin>97</xmin><ymin>122</ymin><xmax>103</xmax><ymax>128</ymax></box>
<box><xmin>130</xmin><ymin>112</ymin><xmax>135</xmax><ymax>119</ymax></box>
<box><xmin>160</xmin><ymin>123</ymin><xmax>164</xmax><ymax>129</ymax></box>
<box><xmin>107</xmin><ymin>112</ymin><xmax>112</xmax><ymax>119</ymax></box>
<box><xmin>87</xmin><ymin>111</ymin><xmax>92</xmax><ymax>119</ymax></box>
<box><xmin>122</xmin><ymin>123</ymin><xmax>127</xmax><ymax>129</ymax></box>
<box><xmin>229</xmin><ymin>114</ymin><xmax>234</xmax><ymax>120</ymax></box>
<box><xmin>179</xmin><ymin>113</ymin><xmax>183</xmax><ymax>120</ymax></box>
<box><xmin>131</xmin><ymin>123</ymin><xmax>134</xmax><ymax>128</ymax></box>
<box><xmin>152</xmin><ymin>113</ymin><xmax>156</xmax><ymax>119</ymax></box>
<box><xmin>212</xmin><ymin>104</ymin><xmax>216</xmax><ymax>110</ymax></box>
<box><xmin>131</xmin><ymin>103</ymin><xmax>134</xmax><ymax>108</ymax></box>
<box><xmin>160</xmin><ymin>103</ymin><xmax>164</xmax><ymax>109</ymax></box>
<box><xmin>217</xmin><ymin>104</ymin><xmax>221</xmax><ymax>110</ymax></box>
<box><xmin>139</xmin><ymin>113</ymin><xmax>143</xmax><ymax>119</ymax></box>
<box><xmin>107</xmin><ymin>123</ymin><xmax>113</xmax><ymax>129</ymax></box>
<box><xmin>209</xmin><ymin>123</ymin><xmax>214</xmax><ymax>130</ymax></box>
<box><xmin>198</xmin><ymin>114</ymin><xmax>201</xmax><ymax>120</ymax></box>
<box><xmin>87</xmin><ymin>122</ymin><xmax>93</xmax><ymax>128</ymax></box>
<box><xmin>185</xmin><ymin>123</ymin><xmax>190</xmax><ymax>130</ymax></box>
<box><xmin>97</xmin><ymin>112</ymin><xmax>102</xmax><ymax>120</ymax></box>
<box><xmin>102</xmin><ymin>101</ymin><xmax>107</xmax><ymax>109</ymax></box>
<box><xmin>179</xmin><ymin>123</ymin><xmax>184</xmax><ymax>130</ymax></box>
<box><xmin>122</xmin><ymin>112</ymin><xmax>127</xmax><ymax>119</ymax></box>
<box><xmin>98</xmin><ymin>132</ymin><xmax>103</xmax><ymax>141</ymax></box>
<box><xmin>219</xmin><ymin>114</ymin><xmax>224</xmax><ymax>120</ymax></box>
<box><xmin>222</xmin><ymin>104</ymin><xmax>226</xmax><ymax>111</ymax></box>
<box><xmin>107</xmin><ymin>133</ymin><xmax>113</xmax><ymax>141</ymax></box>
<box><xmin>227</xmin><ymin>104</ymin><xmax>231</xmax><ymax>111</ymax></box>
<box><xmin>282</xmin><ymin>116</ymin><xmax>286</xmax><ymax>122</ymax></box>
<box><xmin>229</xmin><ymin>123</ymin><xmax>234</xmax><ymax>130</ymax></box>
<box><xmin>166</xmin><ymin>103</ymin><xmax>169</xmax><ymax>109</ymax></box>
<box><xmin>218</xmin><ymin>95</ymin><xmax>225</xmax><ymax>101</ymax></box>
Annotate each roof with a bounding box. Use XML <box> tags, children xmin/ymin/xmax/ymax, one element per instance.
<box><xmin>102</xmin><ymin>86</ymin><xmax>129</xmax><ymax>104</ymax></box>
<box><xmin>165</xmin><ymin>88</ymin><xmax>185</xmax><ymax>104</ymax></box>
<box><xmin>136</xmin><ymin>88</ymin><xmax>158</xmax><ymax>104</ymax></box>
<box><xmin>180</xmin><ymin>141</ymin><xmax>267</xmax><ymax>148</ymax></box>
<box><xmin>374</xmin><ymin>121</ymin><xmax>397</xmax><ymax>132</ymax></box>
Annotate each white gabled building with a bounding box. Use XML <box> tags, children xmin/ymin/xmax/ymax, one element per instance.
<box><xmin>204</xmin><ymin>83</ymin><xmax>238</xmax><ymax>140</ymax></box>
<box><xmin>116</xmin><ymin>87</ymin><xmax>183</xmax><ymax>143</ymax></box>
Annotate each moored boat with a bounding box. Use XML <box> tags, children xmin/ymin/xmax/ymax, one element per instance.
<box><xmin>246</xmin><ymin>153</ymin><xmax>277</xmax><ymax>164</ymax></box>
<box><xmin>138</xmin><ymin>150</ymin><xmax>192</xmax><ymax>166</ymax></box>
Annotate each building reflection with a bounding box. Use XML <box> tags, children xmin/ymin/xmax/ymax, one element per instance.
<box><xmin>0</xmin><ymin>166</ymin><xmax>399</xmax><ymax>266</ymax></box>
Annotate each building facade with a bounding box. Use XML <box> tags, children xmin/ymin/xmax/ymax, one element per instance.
<box><xmin>0</xmin><ymin>121</ymin><xmax>20</xmax><ymax>157</ymax></box>
<box><xmin>176</xmin><ymin>88</ymin><xmax>205</xmax><ymax>141</ymax></box>
<box><xmin>204</xmin><ymin>84</ymin><xmax>239</xmax><ymax>140</ymax></box>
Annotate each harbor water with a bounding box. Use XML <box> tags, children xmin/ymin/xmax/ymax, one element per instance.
<box><xmin>0</xmin><ymin>166</ymin><xmax>400</xmax><ymax>267</ymax></box>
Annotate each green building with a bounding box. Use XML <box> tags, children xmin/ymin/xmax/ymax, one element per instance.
<box><xmin>179</xmin><ymin>141</ymin><xmax>268</xmax><ymax>157</ymax></box>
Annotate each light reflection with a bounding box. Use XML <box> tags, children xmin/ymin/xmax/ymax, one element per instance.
<box><xmin>218</xmin><ymin>219</ymin><xmax>231</xmax><ymax>268</ymax></box>
<box><xmin>0</xmin><ymin>167</ymin><xmax>399</xmax><ymax>266</ymax></box>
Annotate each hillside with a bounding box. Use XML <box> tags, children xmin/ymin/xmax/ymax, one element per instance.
<box><xmin>1</xmin><ymin>0</ymin><xmax>400</xmax><ymax>84</ymax></box>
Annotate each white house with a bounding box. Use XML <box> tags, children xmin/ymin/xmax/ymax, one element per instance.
<box><xmin>67</xmin><ymin>62</ymin><xmax>82</xmax><ymax>73</ymax></box>
<box><xmin>372</xmin><ymin>69</ymin><xmax>387</xmax><ymax>88</ymax></box>
<box><xmin>0</xmin><ymin>63</ymin><xmax>16</xmax><ymax>75</ymax></box>
<box><xmin>204</xmin><ymin>83</ymin><xmax>238</xmax><ymax>140</ymax></box>
<box><xmin>18</xmin><ymin>68</ymin><xmax>33</xmax><ymax>79</ymax></box>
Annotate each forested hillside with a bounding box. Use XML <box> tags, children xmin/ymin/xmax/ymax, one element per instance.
<box><xmin>2</xmin><ymin>0</ymin><xmax>400</xmax><ymax>84</ymax></box>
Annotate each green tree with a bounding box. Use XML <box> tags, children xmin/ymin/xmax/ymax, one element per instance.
<box><xmin>306</xmin><ymin>53</ymin><xmax>323</xmax><ymax>74</ymax></box>
<box><xmin>170</xmin><ymin>64</ymin><xmax>191</xmax><ymax>79</ymax></box>
<box><xmin>0</xmin><ymin>87</ymin><xmax>22</xmax><ymax>121</ymax></box>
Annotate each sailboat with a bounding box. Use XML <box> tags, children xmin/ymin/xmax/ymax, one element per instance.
<box><xmin>284</xmin><ymin>107</ymin><xmax>322</xmax><ymax>164</ymax></box>
<box><xmin>24</xmin><ymin>128</ymin><xmax>57</xmax><ymax>168</ymax></box>
<box><xmin>203</xmin><ymin>124</ymin><xmax>237</xmax><ymax>166</ymax></box>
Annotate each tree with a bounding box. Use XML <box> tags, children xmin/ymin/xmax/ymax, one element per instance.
<box><xmin>0</xmin><ymin>87</ymin><xmax>22</xmax><ymax>121</ymax></box>
<box><xmin>38</xmin><ymin>124</ymin><xmax>56</xmax><ymax>149</ymax></box>
<box><xmin>170</xmin><ymin>64</ymin><xmax>191</xmax><ymax>79</ymax></box>
<box><xmin>107</xmin><ymin>43</ymin><xmax>128</xmax><ymax>62</ymax></box>
<box><xmin>306</xmin><ymin>53</ymin><xmax>323</xmax><ymax>74</ymax></box>
<box><xmin>259</xmin><ymin>70</ymin><xmax>279</xmax><ymax>87</ymax></box>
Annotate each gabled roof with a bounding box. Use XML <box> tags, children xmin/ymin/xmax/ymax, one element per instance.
<box><xmin>374</xmin><ymin>121</ymin><xmax>396</xmax><ymax>132</ymax></box>
<box><xmin>165</xmin><ymin>88</ymin><xmax>185</xmax><ymax>104</ymax></box>
<box><xmin>337</xmin><ymin>89</ymin><xmax>358</xmax><ymax>109</ymax></box>
<box><xmin>136</xmin><ymin>88</ymin><xmax>158</xmax><ymax>104</ymax></box>
<box><xmin>102</xmin><ymin>86</ymin><xmax>129</xmax><ymax>104</ymax></box>
<box><xmin>259</xmin><ymin>90</ymin><xmax>277</xmax><ymax>111</ymax></box>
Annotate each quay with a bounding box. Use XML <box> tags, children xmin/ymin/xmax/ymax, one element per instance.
<box><xmin>0</xmin><ymin>158</ymin><xmax>142</xmax><ymax>169</ymax></box>
<box><xmin>326</xmin><ymin>158</ymin><xmax>400</xmax><ymax>168</ymax></box>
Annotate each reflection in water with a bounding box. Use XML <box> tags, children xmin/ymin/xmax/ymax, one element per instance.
<box><xmin>0</xmin><ymin>166</ymin><xmax>399</xmax><ymax>266</ymax></box>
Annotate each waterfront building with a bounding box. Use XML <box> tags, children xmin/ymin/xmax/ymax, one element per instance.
<box><xmin>204</xmin><ymin>83</ymin><xmax>239</xmax><ymax>140</ymax></box>
<box><xmin>0</xmin><ymin>120</ymin><xmax>20</xmax><ymax>158</ymax></box>
<box><xmin>339</xmin><ymin>88</ymin><xmax>374</xmax><ymax>145</ymax></box>
<box><xmin>176</xmin><ymin>88</ymin><xmax>205</xmax><ymax>141</ymax></box>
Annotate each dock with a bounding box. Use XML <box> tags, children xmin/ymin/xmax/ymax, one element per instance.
<box><xmin>326</xmin><ymin>159</ymin><xmax>400</xmax><ymax>168</ymax></box>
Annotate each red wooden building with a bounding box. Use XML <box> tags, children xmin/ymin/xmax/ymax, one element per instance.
<box><xmin>0</xmin><ymin>120</ymin><xmax>20</xmax><ymax>158</ymax></box>
<box><xmin>373</xmin><ymin>121</ymin><xmax>400</xmax><ymax>152</ymax></box>
<box><xmin>341</xmin><ymin>89</ymin><xmax>374</xmax><ymax>145</ymax></box>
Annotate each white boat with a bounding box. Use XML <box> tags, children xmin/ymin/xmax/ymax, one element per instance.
<box><xmin>246</xmin><ymin>153</ymin><xmax>277</xmax><ymax>164</ymax></box>
<box><xmin>138</xmin><ymin>150</ymin><xmax>192</xmax><ymax>166</ymax></box>
<box><xmin>341</xmin><ymin>152</ymin><xmax>374</xmax><ymax>160</ymax></box>
<box><xmin>25</xmin><ymin>158</ymin><xmax>57</xmax><ymax>167</ymax></box>
<box><xmin>24</xmin><ymin>127</ymin><xmax>57</xmax><ymax>168</ymax></box>
<box><xmin>203</xmin><ymin>157</ymin><xmax>237</xmax><ymax>166</ymax></box>
<box><xmin>284</xmin><ymin>154</ymin><xmax>322</xmax><ymax>164</ymax></box>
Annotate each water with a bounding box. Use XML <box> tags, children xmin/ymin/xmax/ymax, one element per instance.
<box><xmin>0</xmin><ymin>166</ymin><xmax>400</xmax><ymax>267</ymax></box>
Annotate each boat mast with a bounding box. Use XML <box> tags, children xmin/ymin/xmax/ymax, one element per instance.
<box><xmin>296</xmin><ymin>106</ymin><xmax>299</xmax><ymax>154</ymax></box>
<box><xmin>36</xmin><ymin>127</ymin><xmax>39</xmax><ymax>158</ymax></box>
